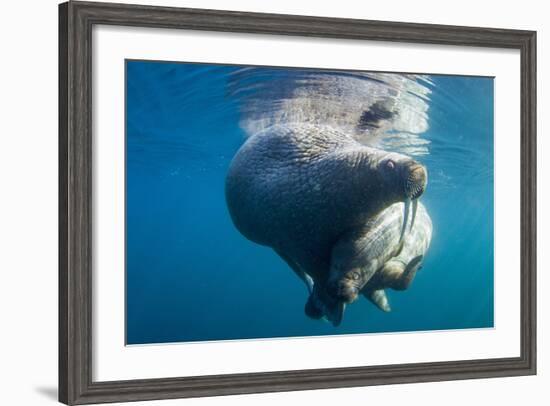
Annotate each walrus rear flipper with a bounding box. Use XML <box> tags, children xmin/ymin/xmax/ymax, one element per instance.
<box><xmin>364</xmin><ymin>289</ymin><xmax>391</xmax><ymax>312</ymax></box>
<box><xmin>394</xmin><ymin>255</ymin><xmax>423</xmax><ymax>290</ymax></box>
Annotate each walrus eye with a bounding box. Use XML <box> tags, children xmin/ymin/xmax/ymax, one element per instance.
<box><xmin>349</xmin><ymin>272</ymin><xmax>360</xmax><ymax>281</ymax></box>
<box><xmin>386</xmin><ymin>160</ymin><xmax>396</xmax><ymax>170</ymax></box>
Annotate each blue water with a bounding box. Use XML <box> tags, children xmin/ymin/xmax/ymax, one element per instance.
<box><xmin>126</xmin><ymin>60</ymin><xmax>494</xmax><ymax>345</ymax></box>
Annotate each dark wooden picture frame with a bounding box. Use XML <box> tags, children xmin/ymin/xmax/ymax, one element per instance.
<box><xmin>59</xmin><ymin>1</ymin><xmax>536</xmax><ymax>404</ymax></box>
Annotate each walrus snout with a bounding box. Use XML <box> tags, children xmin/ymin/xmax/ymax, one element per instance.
<box><xmin>327</xmin><ymin>279</ymin><xmax>359</xmax><ymax>304</ymax></box>
<box><xmin>404</xmin><ymin>163</ymin><xmax>427</xmax><ymax>200</ymax></box>
<box><xmin>399</xmin><ymin>162</ymin><xmax>427</xmax><ymax>243</ymax></box>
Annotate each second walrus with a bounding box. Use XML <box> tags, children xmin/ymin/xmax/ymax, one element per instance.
<box><xmin>319</xmin><ymin>201</ymin><xmax>433</xmax><ymax>321</ymax></box>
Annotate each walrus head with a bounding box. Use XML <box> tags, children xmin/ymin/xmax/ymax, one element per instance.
<box><xmin>375</xmin><ymin>152</ymin><xmax>427</xmax><ymax>241</ymax></box>
<box><xmin>327</xmin><ymin>267</ymin><xmax>363</xmax><ymax>305</ymax></box>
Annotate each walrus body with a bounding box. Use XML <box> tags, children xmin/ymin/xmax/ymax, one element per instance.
<box><xmin>363</xmin><ymin>202</ymin><xmax>432</xmax><ymax>307</ymax></box>
<box><xmin>225</xmin><ymin>123</ymin><xmax>427</xmax><ymax>324</ymax></box>
<box><xmin>328</xmin><ymin>201</ymin><xmax>432</xmax><ymax>298</ymax></box>
<box><xmin>309</xmin><ymin>201</ymin><xmax>431</xmax><ymax>322</ymax></box>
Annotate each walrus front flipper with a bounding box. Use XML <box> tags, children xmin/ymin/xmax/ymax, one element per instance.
<box><xmin>305</xmin><ymin>293</ymin><xmax>325</xmax><ymax>320</ymax></box>
<box><xmin>394</xmin><ymin>255</ymin><xmax>423</xmax><ymax>290</ymax></box>
<box><xmin>303</xmin><ymin>273</ymin><xmax>315</xmax><ymax>295</ymax></box>
<box><xmin>364</xmin><ymin>289</ymin><xmax>391</xmax><ymax>312</ymax></box>
<box><xmin>275</xmin><ymin>249</ymin><xmax>314</xmax><ymax>294</ymax></box>
<box><xmin>324</xmin><ymin>301</ymin><xmax>345</xmax><ymax>327</ymax></box>
<box><xmin>305</xmin><ymin>286</ymin><xmax>346</xmax><ymax>326</ymax></box>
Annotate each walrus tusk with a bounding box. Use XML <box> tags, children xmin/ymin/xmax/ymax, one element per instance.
<box><xmin>399</xmin><ymin>198</ymin><xmax>411</xmax><ymax>244</ymax></box>
<box><xmin>410</xmin><ymin>199</ymin><xmax>418</xmax><ymax>231</ymax></box>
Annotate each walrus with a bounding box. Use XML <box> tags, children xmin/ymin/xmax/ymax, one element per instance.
<box><xmin>362</xmin><ymin>204</ymin><xmax>432</xmax><ymax>312</ymax></box>
<box><xmin>225</xmin><ymin>123</ymin><xmax>427</xmax><ymax>325</ymax></box>
<box><xmin>323</xmin><ymin>201</ymin><xmax>432</xmax><ymax>318</ymax></box>
<box><xmin>305</xmin><ymin>201</ymin><xmax>431</xmax><ymax>324</ymax></box>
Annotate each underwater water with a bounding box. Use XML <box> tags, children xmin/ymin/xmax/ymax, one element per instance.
<box><xmin>126</xmin><ymin>60</ymin><xmax>494</xmax><ymax>345</ymax></box>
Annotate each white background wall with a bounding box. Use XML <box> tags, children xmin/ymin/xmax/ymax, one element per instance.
<box><xmin>0</xmin><ymin>0</ymin><xmax>547</xmax><ymax>404</ymax></box>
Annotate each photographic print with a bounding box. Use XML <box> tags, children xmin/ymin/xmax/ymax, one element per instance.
<box><xmin>125</xmin><ymin>60</ymin><xmax>494</xmax><ymax>345</ymax></box>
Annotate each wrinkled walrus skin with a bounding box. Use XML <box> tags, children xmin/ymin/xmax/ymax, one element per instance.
<box><xmin>326</xmin><ymin>201</ymin><xmax>432</xmax><ymax>316</ymax></box>
<box><xmin>225</xmin><ymin>123</ymin><xmax>427</xmax><ymax>325</ymax></box>
<box><xmin>309</xmin><ymin>201</ymin><xmax>431</xmax><ymax>323</ymax></box>
<box><xmin>362</xmin><ymin>203</ymin><xmax>432</xmax><ymax>312</ymax></box>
